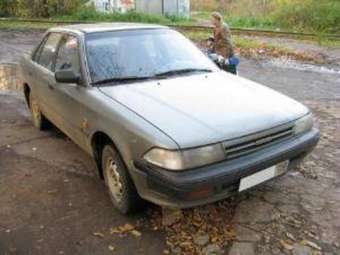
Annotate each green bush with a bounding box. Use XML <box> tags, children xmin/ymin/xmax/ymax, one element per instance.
<box><xmin>271</xmin><ymin>0</ymin><xmax>340</xmax><ymax>33</ymax></box>
<box><xmin>0</xmin><ymin>0</ymin><xmax>16</xmax><ymax>17</ymax></box>
<box><xmin>0</xmin><ymin>0</ymin><xmax>87</xmax><ymax>18</ymax></box>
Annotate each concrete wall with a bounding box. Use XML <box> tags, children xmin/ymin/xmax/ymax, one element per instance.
<box><xmin>88</xmin><ymin>0</ymin><xmax>134</xmax><ymax>13</ymax></box>
<box><xmin>135</xmin><ymin>0</ymin><xmax>163</xmax><ymax>15</ymax></box>
<box><xmin>164</xmin><ymin>0</ymin><xmax>190</xmax><ymax>17</ymax></box>
<box><xmin>136</xmin><ymin>0</ymin><xmax>190</xmax><ymax>17</ymax></box>
<box><xmin>177</xmin><ymin>0</ymin><xmax>190</xmax><ymax>17</ymax></box>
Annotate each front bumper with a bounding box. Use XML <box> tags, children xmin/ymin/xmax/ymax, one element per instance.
<box><xmin>132</xmin><ymin>128</ymin><xmax>320</xmax><ymax>208</ymax></box>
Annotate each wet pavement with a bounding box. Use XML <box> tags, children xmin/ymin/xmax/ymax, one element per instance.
<box><xmin>0</xmin><ymin>29</ymin><xmax>340</xmax><ymax>255</ymax></box>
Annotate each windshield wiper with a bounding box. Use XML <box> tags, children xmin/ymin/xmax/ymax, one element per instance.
<box><xmin>92</xmin><ymin>76</ymin><xmax>153</xmax><ymax>85</ymax></box>
<box><xmin>154</xmin><ymin>68</ymin><xmax>212</xmax><ymax>77</ymax></box>
<box><xmin>92</xmin><ymin>68</ymin><xmax>212</xmax><ymax>85</ymax></box>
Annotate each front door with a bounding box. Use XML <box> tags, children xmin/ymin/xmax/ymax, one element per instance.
<box><xmin>49</xmin><ymin>34</ymin><xmax>86</xmax><ymax>147</ymax></box>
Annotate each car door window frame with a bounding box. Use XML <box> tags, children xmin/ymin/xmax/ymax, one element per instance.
<box><xmin>33</xmin><ymin>32</ymin><xmax>63</xmax><ymax>72</ymax></box>
<box><xmin>54</xmin><ymin>32</ymin><xmax>85</xmax><ymax>85</ymax></box>
<box><xmin>32</xmin><ymin>35</ymin><xmax>48</xmax><ymax>63</ymax></box>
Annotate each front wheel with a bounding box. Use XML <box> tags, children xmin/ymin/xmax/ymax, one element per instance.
<box><xmin>102</xmin><ymin>144</ymin><xmax>145</xmax><ymax>214</ymax></box>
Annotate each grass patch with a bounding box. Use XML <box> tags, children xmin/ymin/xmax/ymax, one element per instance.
<box><xmin>182</xmin><ymin>29</ymin><xmax>273</xmax><ymax>50</ymax></box>
<box><xmin>318</xmin><ymin>39</ymin><xmax>340</xmax><ymax>48</ymax></box>
<box><xmin>192</xmin><ymin>11</ymin><xmax>277</xmax><ymax>30</ymax></box>
<box><xmin>181</xmin><ymin>29</ymin><xmax>324</xmax><ymax>63</ymax></box>
<box><xmin>0</xmin><ymin>20</ymin><xmax>53</xmax><ymax>30</ymax></box>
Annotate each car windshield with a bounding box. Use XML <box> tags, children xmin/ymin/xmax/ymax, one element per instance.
<box><xmin>85</xmin><ymin>29</ymin><xmax>218</xmax><ymax>84</ymax></box>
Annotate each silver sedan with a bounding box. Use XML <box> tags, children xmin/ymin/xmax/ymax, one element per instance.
<box><xmin>20</xmin><ymin>23</ymin><xmax>319</xmax><ymax>214</ymax></box>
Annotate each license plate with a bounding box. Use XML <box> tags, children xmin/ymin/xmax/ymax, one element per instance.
<box><xmin>239</xmin><ymin>161</ymin><xmax>288</xmax><ymax>192</ymax></box>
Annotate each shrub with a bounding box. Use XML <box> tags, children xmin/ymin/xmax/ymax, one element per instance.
<box><xmin>271</xmin><ymin>0</ymin><xmax>340</xmax><ymax>33</ymax></box>
<box><xmin>0</xmin><ymin>0</ymin><xmax>16</xmax><ymax>17</ymax></box>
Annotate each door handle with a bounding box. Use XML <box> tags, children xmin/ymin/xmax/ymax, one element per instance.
<box><xmin>48</xmin><ymin>83</ymin><xmax>54</xmax><ymax>90</ymax></box>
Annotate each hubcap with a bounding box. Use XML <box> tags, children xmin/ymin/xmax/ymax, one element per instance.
<box><xmin>31</xmin><ymin>99</ymin><xmax>41</xmax><ymax>127</ymax></box>
<box><xmin>106</xmin><ymin>157</ymin><xmax>123</xmax><ymax>203</ymax></box>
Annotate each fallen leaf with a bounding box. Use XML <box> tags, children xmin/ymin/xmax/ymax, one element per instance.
<box><xmin>131</xmin><ymin>230</ymin><xmax>142</xmax><ymax>237</ymax></box>
<box><xmin>119</xmin><ymin>223</ymin><xmax>135</xmax><ymax>232</ymax></box>
<box><xmin>179</xmin><ymin>241</ymin><xmax>191</xmax><ymax>248</ymax></box>
<box><xmin>301</xmin><ymin>240</ymin><xmax>322</xmax><ymax>251</ymax></box>
<box><xmin>110</xmin><ymin>227</ymin><xmax>120</xmax><ymax>234</ymax></box>
<box><xmin>280</xmin><ymin>239</ymin><xmax>294</xmax><ymax>250</ymax></box>
<box><xmin>286</xmin><ymin>232</ymin><xmax>296</xmax><ymax>241</ymax></box>
<box><xmin>93</xmin><ymin>232</ymin><xmax>104</xmax><ymax>238</ymax></box>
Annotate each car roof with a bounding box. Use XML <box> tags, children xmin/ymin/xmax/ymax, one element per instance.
<box><xmin>49</xmin><ymin>22</ymin><xmax>168</xmax><ymax>34</ymax></box>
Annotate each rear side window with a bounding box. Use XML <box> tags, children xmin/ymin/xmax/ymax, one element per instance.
<box><xmin>37</xmin><ymin>33</ymin><xmax>62</xmax><ymax>71</ymax></box>
<box><xmin>55</xmin><ymin>35</ymin><xmax>81</xmax><ymax>75</ymax></box>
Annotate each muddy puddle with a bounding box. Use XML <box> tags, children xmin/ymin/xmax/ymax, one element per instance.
<box><xmin>0</xmin><ymin>63</ymin><xmax>22</xmax><ymax>91</ymax></box>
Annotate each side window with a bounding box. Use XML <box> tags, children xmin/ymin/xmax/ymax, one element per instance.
<box><xmin>55</xmin><ymin>35</ymin><xmax>81</xmax><ymax>75</ymax></box>
<box><xmin>37</xmin><ymin>33</ymin><xmax>62</xmax><ymax>71</ymax></box>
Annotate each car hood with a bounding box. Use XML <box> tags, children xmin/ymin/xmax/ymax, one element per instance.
<box><xmin>99</xmin><ymin>71</ymin><xmax>309</xmax><ymax>148</ymax></box>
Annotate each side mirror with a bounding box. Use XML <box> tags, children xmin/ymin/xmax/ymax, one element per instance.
<box><xmin>55</xmin><ymin>69</ymin><xmax>80</xmax><ymax>84</ymax></box>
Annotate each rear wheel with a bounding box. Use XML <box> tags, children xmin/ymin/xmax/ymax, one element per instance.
<box><xmin>29</xmin><ymin>92</ymin><xmax>49</xmax><ymax>130</ymax></box>
<box><xmin>102</xmin><ymin>144</ymin><xmax>145</xmax><ymax>214</ymax></box>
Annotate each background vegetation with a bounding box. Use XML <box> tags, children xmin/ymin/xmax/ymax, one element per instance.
<box><xmin>0</xmin><ymin>0</ymin><xmax>186</xmax><ymax>24</ymax></box>
<box><xmin>0</xmin><ymin>0</ymin><xmax>339</xmax><ymax>34</ymax></box>
<box><xmin>192</xmin><ymin>0</ymin><xmax>340</xmax><ymax>33</ymax></box>
<box><xmin>0</xmin><ymin>0</ymin><xmax>87</xmax><ymax>17</ymax></box>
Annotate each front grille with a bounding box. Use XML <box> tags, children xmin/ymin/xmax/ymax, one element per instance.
<box><xmin>223</xmin><ymin>124</ymin><xmax>294</xmax><ymax>160</ymax></box>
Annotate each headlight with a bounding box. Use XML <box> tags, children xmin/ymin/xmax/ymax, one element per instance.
<box><xmin>294</xmin><ymin>113</ymin><xmax>313</xmax><ymax>135</ymax></box>
<box><xmin>143</xmin><ymin>144</ymin><xmax>225</xmax><ymax>171</ymax></box>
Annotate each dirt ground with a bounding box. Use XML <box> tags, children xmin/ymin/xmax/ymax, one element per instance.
<box><xmin>0</xmin><ymin>29</ymin><xmax>340</xmax><ymax>255</ymax></box>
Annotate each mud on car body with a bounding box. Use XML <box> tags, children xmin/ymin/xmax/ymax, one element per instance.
<box><xmin>20</xmin><ymin>23</ymin><xmax>319</xmax><ymax>214</ymax></box>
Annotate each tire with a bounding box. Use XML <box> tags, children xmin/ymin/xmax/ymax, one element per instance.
<box><xmin>29</xmin><ymin>92</ymin><xmax>49</xmax><ymax>130</ymax></box>
<box><xmin>102</xmin><ymin>144</ymin><xmax>145</xmax><ymax>214</ymax></box>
